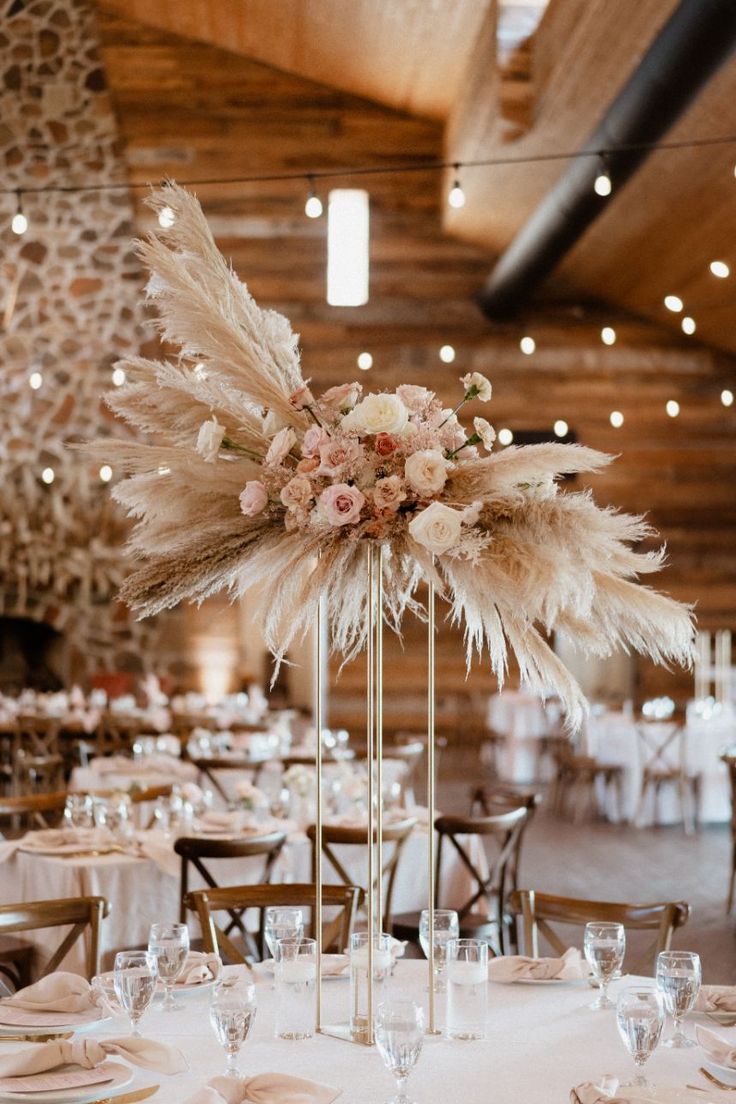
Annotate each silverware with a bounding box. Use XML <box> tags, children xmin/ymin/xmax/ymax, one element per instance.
<box><xmin>87</xmin><ymin>1084</ymin><xmax>159</xmax><ymax>1104</ymax></box>
<box><xmin>700</xmin><ymin>1067</ymin><xmax>736</xmax><ymax>1091</ymax></box>
<box><xmin>0</xmin><ymin>1031</ymin><xmax>74</xmax><ymax>1042</ymax></box>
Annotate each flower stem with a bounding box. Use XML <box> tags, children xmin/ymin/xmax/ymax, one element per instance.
<box><xmin>446</xmin><ymin>432</ymin><xmax>480</xmax><ymax>459</ymax></box>
<box><xmin>222</xmin><ymin>437</ymin><xmax>263</xmax><ymax>461</ymax></box>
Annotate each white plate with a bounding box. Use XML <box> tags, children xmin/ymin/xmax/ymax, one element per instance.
<box><xmin>702</xmin><ymin>1059</ymin><xmax>736</xmax><ymax>1085</ymax></box>
<box><xmin>513</xmin><ymin>976</ymin><xmax>589</xmax><ymax>986</ymax></box>
<box><xmin>97</xmin><ymin>969</ymin><xmax>217</xmax><ymax>997</ymax></box>
<box><xmin>0</xmin><ymin>1060</ymin><xmax>132</xmax><ymax>1103</ymax></box>
<box><xmin>0</xmin><ymin>1014</ymin><xmax>109</xmax><ymax>1037</ymax></box>
<box><xmin>261</xmin><ymin>954</ymin><xmax>349</xmax><ymax>980</ymax></box>
<box><xmin>693</xmin><ymin>1010</ymin><xmax>736</xmax><ymax>1024</ymax></box>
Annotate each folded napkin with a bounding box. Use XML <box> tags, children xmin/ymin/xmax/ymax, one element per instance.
<box><xmin>3</xmin><ymin>972</ymin><xmax>99</xmax><ymax>1014</ymax></box>
<box><xmin>696</xmin><ymin>1023</ymin><xmax>736</xmax><ymax>1067</ymax></box>
<box><xmin>17</xmin><ymin>827</ymin><xmax>114</xmax><ymax>853</ymax></box>
<box><xmin>570</xmin><ymin>1077</ymin><xmax>653</xmax><ymax>1103</ymax></box>
<box><xmin>695</xmin><ymin>985</ymin><xmax>736</xmax><ymax>1013</ymax></box>
<box><xmin>489</xmin><ymin>947</ymin><xmax>586</xmax><ymax>983</ymax></box>
<box><xmin>183</xmin><ymin>1072</ymin><xmax>340</xmax><ymax>1104</ymax></box>
<box><xmin>320</xmin><ymin>955</ymin><xmax>349</xmax><ymax>977</ymax></box>
<box><xmin>0</xmin><ymin>1036</ymin><xmax>187</xmax><ymax>1078</ymax></box>
<box><xmin>178</xmin><ymin>952</ymin><xmax>222</xmax><ymax>986</ymax></box>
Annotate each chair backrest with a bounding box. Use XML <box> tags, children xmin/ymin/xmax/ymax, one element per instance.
<box><xmin>16</xmin><ymin>717</ymin><xmax>60</xmax><ymax>758</ymax></box>
<box><xmin>721</xmin><ymin>753</ymin><xmax>736</xmax><ymax>830</ymax></box>
<box><xmin>173</xmin><ymin>831</ymin><xmax>286</xmax><ymax>924</ymax></box>
<box><xmin>0</xmin><ymin>791</ymin><xmax>67</xmax><ymax>836</ymax></box>
<box><xmin>307</xmin><ymin>817</ymin><xmax>416</xmax><ymax>930</ymax></box>
<box><xmin>189</xmin><ymin>756</ymin><xmax>260</xmax><ymax>804</ymax></box>
<box><xmin>508</xmin><ymin>889</ymin><xmax>690</xmax><ymax>973</ymax></box>
<box><xmin>185</xmin><ymin>882</ymin><xmax>363</xmax><ymax>963</ymax></box>
<box><xmin>468</xmin><ymin>788</ymin><xmax>541</xmax><ymax>894</ymax></box>
<box><xmin>13</xmin><ymin>752</ymin><xmax>65</xmax><ymax>795</ymax></box>
<box><xmin>0</xmin><ymin>896</ymin><xmax>109</xmax><ymax>981</ymax></box>
<box><xmin>636</xmin><ymin>721</ymin><xmax>683</xmax><ymax>775</ymax></box>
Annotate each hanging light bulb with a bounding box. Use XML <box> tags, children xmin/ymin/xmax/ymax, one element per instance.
<box><xmin>553</xmin><ymin>420</ymin><xmax>568</xmax><ymax>438</ymax></box>
<box><xmin>304</xmin><ymin>176</ymin><xmax>323</xmax><ymax>219</ymax></box>
<box><xmin>41</xmin><ymin>467</ymin><xmax>55</xmax><ymax>484</ymax></box>
<box><xmin>357</xmin><ymin>351</ymin><xmax>373</xmax><ymax>371</ymax></box>
<box><xmin>448</xmin><ymin>164</ymin><xmax>466</xmax><ymax>209</ymax></box>
<box><xmin>99</xmin><ymin>464</ymin><xmax>113</xmax><ymax>483</ymax></box>
<box><xmin>664</xmin><ymin>295</ymin><xmax>683</xmax><ymax>313</ymax></box>
<box><xmin>158</xmin><ymin>205</ymin><xmax>175</xmax><ymax>229</ymax></box>
<box><xmin>721</xmin><ymin>389</ymin><xmax>734</xmax><ymax>407</ymax></box>
<box><xmin>609</xmin><ymin>410</ymin><xmax>624</xmax><ymax>428</ymax></box>
<box><xmin>710</xmin><ymin>260</ymin><xmax>730</xmax><ymax>279</ymax></box>
<box><xmin>111</xmin><ymin>367</ymin><xmax>126</xmax><ymax>387</ymax></box>
<box><xmin>11</xmin><ymin>190</ymin><xmax>27</xmax><ymax>235</ymax></box>
<box><xmin>593</xmin><ymin>154</ymin><xmax>612</xmax><ymax>197</ymax></box>
<box><xmin>497</xmin><ymin>428</ymin><xmax>513</xmax><ymax>446</ymax></box>
<box><xmin>681</xmin><ymin>316</ymin><xmax>696</xmax><ymax>335</ymax></box>
<box><xmin>29</xmin><ymin>371</ymin><xmax>43</xmax><ymax>390</ymax></box>
<box><xmin>666</xmin><ymin>399</ymin><xmax>680</xmax><ymax>418</ymax></box>
<box><xmin>439</xmin><ymin>345</ymin><xmax>455</xmax><ymax>364</ymax></box>
<box><xmin>601</xmin><ymin>326</ymin><xmax>616</xmax><ymax>346</ymax></box>
<box><xmin>520</xmin><ymin>335</ymin><xmax>536</xmax><ymax>355</ymax></box>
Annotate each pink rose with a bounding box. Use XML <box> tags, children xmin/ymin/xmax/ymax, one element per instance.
<box><xmin>375</xmin><ymin>433</ymin><xmax>398</xmax><ymax>457</ymax></box>
<box><xmin>397</xmin><ymin>384</ymin><xmax>434</xmax><ymax>412</ymax></box>
<box><xmin>239</xmin><ymin>481</ymin><xmax>268</xmax><ymax>517</ymax></box>
<box><xmin>373</xmin><ymin>475</ymin><xmax>406</xmax><ymax>511</ymax></box>
<box><xmin>297</xmin><ymin>457</ymin><xmax>320</xmax><ymax>473</ymax></box>
<box><xmin>321</xmin><ymin>382</ymin><xmax>362</xmax><ymax>410</ymax></box>
<box><xmin>289</xmin><ymin>384</ymin><xmax>315</xmax><ymax>410</ymax></box>
<box><xmin>319</xmin><ymin>483</ymin><xmax>365</xmax><ymax>526</ymax></box>
<box><xmin>280</xmin><ymin>475</ymin><xmax>314</xmax><ymax>510</ymax></box>
<box><xmin>302</xmin><ymin>425</ymin><xmax>329</xmax><ymax>458</ymax></box>
<box><xmin>317</xmin><ymin>438</ymin><xmax>362</xmax><ymax>477</ymax></box>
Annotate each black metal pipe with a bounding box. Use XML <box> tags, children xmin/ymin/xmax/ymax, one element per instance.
<box><xmin>478</xmin><ymin>0</ymin><xmax>736</xmax><ymax>320</ymax></box>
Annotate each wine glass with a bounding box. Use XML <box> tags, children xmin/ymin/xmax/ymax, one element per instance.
<box><xmin>374</xmin><ymin>1000</ymin><xmax>424</xmax><ymax>1104</ymax></box>
<box><xmin>209</xmin><ymin>979</ymin><xmax>257</xmax><ymax>1079</ymax></box>
<box><xmin>584</xmin><ymin>921</ymin><xmax>625</xmax><ymax>1009</ymax></box>
<box><xmin>64</xmin><ymin>794</ymin><xmax>93</xmax><ymax>829</ymax></box>
<box><xmin>419</xmin><ymin>909</ymin><xmax>459</xmax><ymax>993</ymax></box>
<box><xmin>264</xmin><ymin>907</ymin><xmax>304</xmax><ymax>959</ymax></box>
<box><xmin>656</xmin><ymin>950</ymin><xmax>701</xmax><ymax>1048</ymax></box>
<box><xmin>113</xmin><ymin>950</ymin><xmax>157</xmax><ymax>1036</ymax></box>
<box><xmin>148</xmin><ymin>922</ymin><xmax>190</xmax><ymax>1011</ymax></box>
<box><xmin>616</xmin><ymin>987</ymin><xmax>664</xmax><ymax>1089</ymax></box>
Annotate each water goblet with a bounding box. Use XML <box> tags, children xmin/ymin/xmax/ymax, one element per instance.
<box><xmin>113</xmin><ymin>950</ymin><xmax>157</xmax><ymax>1036</ymax></box>
<box><xmin>584</xmin><ymin>921</ymin><xmax>625</xmax><ymax>1010</ymax></box>
<box><xmin>616</xmin><ymin>986</ymin><xmax>664</xmax><ymax>1089</ymax></box>
<box><xmin>64</xmin><ymin>793</ymin><xmax>93</xmax><ymax>830</ymax></box>
<box><xmin>148</xmin><ymin>922</ymin><xmax>190</xmax><ymax>1011</ymax></box>
<box><xmin>374</xmin><ymin>1000</ymin><xmax>424</xmax><ymax>1104</ymax></box>
<box><xmin>209</xmin><ymin>978</ymin><xmax>257</xmax><ymax>1079</ymax></box>
<box><xmin>419</xmin><ymin>909</ymin><xmax>459</xmax><ymax>993</ymax></box>
<box><xmin>264</xmin><ymin>907</ymin><xmax>304</xmax><ymax>959</ymax></box>
<box><xmin>656</xmin><ymin>950</ymin><xmax>701</xmax><ymax>1048</ymax></box>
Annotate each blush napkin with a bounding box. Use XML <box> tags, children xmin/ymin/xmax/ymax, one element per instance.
<box><xmin>696</xmin><ymin>1023</ymin><xmax>736</xmax><ymax>1067</ymax></box>
<box><xmin>695</xmin><ymin>985</ymin><xmax>736</xmax><ymax>1013</ymax></box>
<box><xmin>2</xmin><ymin>972</ymin><xmax>99</xmax><ymax>1014</ymax></box>
<box><xmin>183</xmin><ymin>1072</ymin><xmax>340</xmax><ymax>1104</ymax></box>
<box><xmin>489</xmin><ymin>947</ymin><xmax>586</xmax><ymax>983</ymax></box>
<box><xmin>178</xmin><ymin>952</ymin><xmax>222</xmax><ymax>985</ymax></box>
<box><xmin>0</xmin><ymin>1036</ymin><xmax>187</xmax><ymax>1077</ymax></box>
<box><xmin>570</xmin><ymin>1077</ymin><xmax>655</xmax><ymax>1103</ymax></box>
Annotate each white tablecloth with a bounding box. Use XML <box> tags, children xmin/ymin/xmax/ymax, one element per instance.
<box><xmin>30</xmin><ymin>962</ymin><xmax>726</xmax><ymax>1104</ymax></box>
<box><xmin>486</xmin><ymin>692</ymin><xmax>549</xmax><ymax>783</ymax></box>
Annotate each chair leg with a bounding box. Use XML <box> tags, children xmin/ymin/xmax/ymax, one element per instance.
<box><xmin>728</xmin><ymin>840</ymin><xmax>736</xmax><ymax>914</ymax></box>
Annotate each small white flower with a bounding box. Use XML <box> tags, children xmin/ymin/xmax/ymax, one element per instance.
<box><xmin>265</xmin><ymin>427</ymin><xmax>297</xmax><ymax>466</ymax></box>
<box><xmin>404</xmin><ymin>449</ymin><xmax>450</xmax><ymax>497</ymax></box>
<box><xmin>473</xmin><ymin>417</ymin><xmax>496</xmax><ymax>451</ymax></box>
<box><xmin>196</xmin><ymin>416</ymin><xmax>225</xmax><ymax>462</ymax></box>
<box><xmin>461</xmin><ymin>372</ymin><xmax>492</xmax><ymax>402</ymax></box>
<box><xmin>409</xmin><ymin>502</ymin><xmax>463</xmax><ymax>555</ymax></box>
<box><xmin>346</xmin><ymin>392</ymin><xmax>409</xmax><ymax>436</ymax></box>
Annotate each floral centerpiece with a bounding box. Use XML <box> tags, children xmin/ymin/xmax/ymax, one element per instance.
<box><xmin>233</xmin><ymin>778</ymin><xmax>269</xmax><ymax>813</ymax></box>
<box><xmin>81</xmin><ymin>184</ymin><xmax>694</xmax><ymax>728</ymax></box>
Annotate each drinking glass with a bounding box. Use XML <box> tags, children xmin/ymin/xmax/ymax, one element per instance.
<box><xmin>113</xmin><ymin>950</ymin><xmax>157</xmax><ymax>1036</ymax></box>
<box><xmin>349</xmin><ymin>932</ymin><xmax>394</xmax><ymax>1044</ymax></box>
<box><xmin>148</xmin><ymin>922</ymin><xmax>190</xmax><ymax>1011</ymax></box>
<box><xmin>374</xmin><ymin>1000</ymin><xmax>424</xmax><ymax>1104</ymax></box>
<box><xmin>584</xmin><ymin>921</ymin><xmax>625</xmax><ymax>1009</ymax></box>
<box><xmin>616</xmin><ymin>987</ymin><xmax>664</xmax><ymax>1088</ymax></box>
<box><xmin>656</xmin><ymin>950</ymin><xmax>701</xmax><ymax>1048</ymax></box>
<box><xmin>64</xmin><ymin>793</ymin><xmax>93</xmax><ymax>829</ymax></box>
<box><xmin>274</xmin><ymin>937</ymin><xmax>316</xmax><ymax>1039</ymax></box>
<box><xmin>209</xmin><ymin>979</ymin><xmax>257</xmax><ymax>1079</ymax></box>
<box><xmin>445</xmin><ymin>938</ymin><xmax>488</xmax><ymax>1040</ymax></box>
<box><xmin>264</xmin><ymin>907</ymin><xmax>304</xmax><ymax>959</ymax></box>
<box><xmin>419</xmin><ymin>909</ymin><xmax>459</xmax><ymax>993</ymax></box>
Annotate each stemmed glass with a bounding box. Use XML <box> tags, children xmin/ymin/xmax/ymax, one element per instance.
<box><xmin>148</xmin><ymin>922</ymin><xmax>190</xmax><ymax>1011</ymax></box>
<box><xmin>584</xmin><ymin>922</ymin><xmax>625</xmax><ymax>1009</ymax></box>
<box><xmin>616</xmin><ymin>987</ymin><xmax>664</xmax><ymax>1089</ymax></box>
<box><xmin>656</xmin><ymin>950</ymin><xmax>701</xmax><ymax>1048</ymax></box>
<box><xmin>419</xmin><ymin>909</ymin><xmax>459</xmax><ymax>993</ymax></box>
<box><xmin>374</xmin><ymin>1000</ymin><xmax>424</xmax><ymax>1104</ymax></box>
<box><xmin>209</xmin><ymin>979</ymin><xmax>257</xmax><ymax>1080</ymax></box>
<box><xmin>113</xmin><ymin>950</ymin><xmax>157</xmax><ymax>1037</ymax></box>
<box><xmin>264</xmin><ymin>907</ymin><xmax>304</xmax><ymax>959</ymax></box>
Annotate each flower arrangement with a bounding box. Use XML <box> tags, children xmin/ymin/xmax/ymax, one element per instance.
<box><xmin>282</xmin><ymin>764</ymin><xmax>316</xmax><ymax>798</ymax></box>
<box><xmin>234</xmin><ymin>778</ymin><xmax>269</xmax><ymax>811</ymax></box>
<box><xmin>82</xmin><ymin>184</ymin><xmax>694</xmax><ymax>728</ymax></box>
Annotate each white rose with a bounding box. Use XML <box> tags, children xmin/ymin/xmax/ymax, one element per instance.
<box><xmin>461</xmin><ymin>372</ymin><xmax>492</xmax><ymax>402</ymax></box>
<box><xmin>280</xmin><ymin>475</ymin><xmax>314</xmax><ymax>510</ymax></box>
<box><xmin>404</xmin><ymin>449</ymin><xmax>450</xmax><ymax>496</ymax></box>
<box><xmin>265</xmin><ymin>427</ymin><xmax>296</xmax><ymax>466</ymax></box>
<box><xmin>347</xmin><ymin>392</ymin><xmax>409</xmax><ymax>435</ymax></box>
<box><xmin>409</xmin><ymin>502</ymin><xmax>463</xmax><ymax>555</ymax></box>
<box><xmin>196</xmin><ymin>416</ymin><xmax>225</xmax><ymax>462</ymax></box>
<box><xmin>473</xmin><ymin>417</ymin><xmax>496</xmax><ymax>451</ymax></box>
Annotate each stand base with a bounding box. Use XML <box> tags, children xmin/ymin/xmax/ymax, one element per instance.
<box><xmin>318</xmin><ymin>1023</ymin><xmax>373</xmax><ymax>1047</ymax></box>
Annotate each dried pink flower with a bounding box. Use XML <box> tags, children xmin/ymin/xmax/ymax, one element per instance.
<box><xmin>319</xmin><ymin>483</ymin><xmax>365</xmax><ymax>526</ymax></box>
<box><xmin>239</xmin><ymin>481</ymin><xmax>268</xmax><ymax>517</ymax></box>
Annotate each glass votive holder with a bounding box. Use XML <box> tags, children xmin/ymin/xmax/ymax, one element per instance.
<box><xmin>349</xmin><ymin>932</ymin><xmax>393</xmax><ymax>1044</ymax></box>
<box><xmin>274</xmin><ymin>937</ymin><xmax>317</xmax><ymax>1040</ymax></box>
<box><xmin>445</xmin><ymin>938</ymin><xmax>488</xmax><ymax>1041</ymax></box>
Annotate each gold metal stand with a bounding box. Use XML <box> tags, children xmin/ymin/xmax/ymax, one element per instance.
<box><xmin>427</xmin><ymin>579</ymin><xmax>440</xmax><ymax>1034</ymax></box>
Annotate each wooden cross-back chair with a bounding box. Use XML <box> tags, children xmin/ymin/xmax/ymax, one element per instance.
<box><xmin>508</xmin><ymin>889</ymin><xmax>690</xmax><ymax>974</ymax></box>
<box><xmin>13</xmin><ymin>751</ymin><xmax>65</xmax><ymax>796</ymax></box>
<box><xmin>15</xmin><ymin>716</ymin><xmax>60</xmax><ymax>759</ymax></box>
<box><xmin>307</xmin><ymin>817</ymin><xmax>416</xmax><ymax>932</ymax></box>
<box><xmin>173</xmin><ymin>831</ymin><xmax>286</xmax><ymax>941</ymax></box>
<box><xmin>189</xmin><ymin>755</ymin><xmax>262</xmax><ymax>804</ymax></box>
<box><xmin>720</xmin><ymin>751</ymin><xmax>736</xmax><ymax>912</ymax></box>
<box><xmin>635</xmin><ymin>722</ymin><xmax>700</xmax><ymax>833</ymax></box>
<box><xmin>0</xmin><ymin>896</ymin><xmax>109</xmax><ymax>987</ymax></box>
<box><xmin>0</xmin><ymin>791</ymin><xmax>67</xmax><ymax>837</ymax></box>
<box><xmin>185</xmin><ymin>882</ymin><xmax>363</xmax><ymax>964</ymax></box>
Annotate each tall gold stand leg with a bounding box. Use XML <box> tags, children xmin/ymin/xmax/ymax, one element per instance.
<box><xmin>427</xmin><ymin>579</ymin><xmax>441</xmax><ymax>1035</ymax></box>
<box><xmin>315</xmin><ymin>592</ymin><xmax>323</xmax><ymax>1033</ymax></box>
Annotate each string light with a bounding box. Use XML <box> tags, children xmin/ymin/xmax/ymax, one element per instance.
<box><xmin>601</xmin><ymin>326</ymin><xmax>616</xmax><ymax>346</ymax></box>
<box><xmin>498</xmin><ymin>428</ymin><xmax>513</xmax><ymax>446</ymax></box>
<box><xmin>111</xmin><ymin>367</ymin><xmax>126</xmax><ymax>387</ymax></box>
<box><xmin>666</xmin><ymin>399</ymin><xmax>680</xmax><ymax>417</ymax></box>
<box><xmin>41</xmin><ymin>467</ymin><xmax>55</xmax><ymax>484</ymax></box>
<box><xmin>448</xmin><ymin>165</ymin><xmax>465</xmax><ymax>209</ymax></box>
<box><xmin>158</xmin><ymin>206</ymin><xmax>175</xmax><ymax>229</ymax></box>
<box><xmin>664</xmin><ymin>295</ymin><xmax>683</xmax><ymax>313</ymax></box>
<box><xmin>681</xmin><ymin>316</ymin><xmax>696</xmax><ymax>335</ymax></box>
<box><xmin>710</xmin><ymin>260</ymin><xmax>730</xmax><ymax>278</ymax></box>
<box><xmin>520</xmin><ymin>335</ymin><xmax>536</xmax><ymax>355</ymax></box>
<box><xmin>593</xmin><ymin>154</ymin><xmax>612</xmax><ymax>197</ymax></box>
<box><xmin>357</xmin><ymin>351</ymin><xmax>373</xmax><ymax>370</ymax></box>
<box><xmin>610</xmin><ymin>411</ymin><xmax>624</xmax><ymax>428</ymax></box>
<box><xmin>29</xmin><ymin>371</ymin><xmax>43</xmax><ymax>390</ymax></box>
<box><xmin>304</xmin><ymin>176</ymin><xmax>323</xmax><ymax>219</ymax></box>
<box><xmin>99</xmin><ymin>464</ymin><xmax>113</xmax><ymax>483</ymax></box>
<box><xmin>11</xmin><ymin>190</ymin><xmax>27</xmax><ymax>235</ymax></box>
<box><xmin>553</xmin><ymin>420</ymin><xmax>568</xmax><ymax>437</ymax></box>
<box><xmin>722</xmin><ymin>389</ymin><xmax>734</xmax><ymax>407</ymax></box>
<box><xmin>439</xmin><ymin>344</ymin><xmax>455</xmax><ymax>364</ymax></box>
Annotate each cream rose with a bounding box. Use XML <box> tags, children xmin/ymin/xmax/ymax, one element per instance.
<box><xmin>321</xmin><ymin>382</ymin><xmax>362</xmax><ymax>410</ymax></box>
<box><xmin>461</xmin><ymin>372</ymin><xmax>492</xmax><ymax>402</ymax></box>
<box><xmin>302</xmin><ymin>425</ymin><xmax>329</xmax><ymax>458</ymax></box>
<box><xmin>404</xmin><ymin>449</ymin><xmax>450</xmax><ymax>496</ymax></box>
<box><xmin>317</xmin><ymin>437</ymin><xmax>362</xmax><ymax>477</ymax></box>
<box><xmin>280</xmin><ymin>474</ymin><xmax>314</xmax><ymax>510</ymax></box>
<box><xmin>345</xmin><ymin>392</ymin><xmax>409</xmax><ymax>435</ymax></box>
<box><xmin>319</xmin><ymin>483</ymin><xmax>365</xmax><ymax>526</ymax></box>
<box><xmin>373</xmin><ymin>475</ymin><xmax>406</xmax><ymax>511</ymax></box>
<box><xmin>473</xmin><ymin>417</ymin><xmax>496</xmax><ymax>450</ymax></box>
<box><xmin>409</xmin><ymin>502</ymin><xmax>463</xmax><ymax>555</ymax></box>
<box><xmin>239</xmin><ymin>481</ymin><xmax>268</xmax><ymax>517</ymax></box>
<box><xmin>195</xmin><ymin>416</ymin><xmax>225</xmax><ymax>462</ymax></box>
<box><xmin>265</xmin><ymin>426</ymin><xmax>296</xmax><ymax>466</ymax></box>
